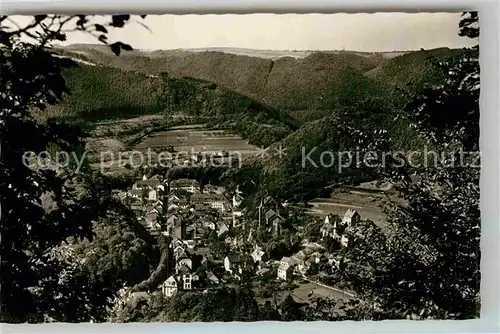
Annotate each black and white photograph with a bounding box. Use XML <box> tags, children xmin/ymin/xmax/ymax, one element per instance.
<box><xmin>0</xmin><ymin>12</ymin><xmax>480</xmax><ymax>323</ymax></box>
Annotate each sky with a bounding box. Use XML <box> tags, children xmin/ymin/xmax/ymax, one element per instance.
<box><xmin>8</xmin><ymin>13</ymin><xmax>476</xmax><ymax>52</ymax></box>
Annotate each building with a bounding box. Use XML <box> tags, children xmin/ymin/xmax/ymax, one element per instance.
<box><xmin>265</xmin><ymin>209</ymin><xmax>285</xmax><ymax>236</ymax></box>
<box><xmin>320</xmin><ymin>214</ymin><xmax>339</xmax><ymax>239</ymax></box>
<box><xmin>148</xmin><ymin>189</ymin><xmax>160</xmax><ymax>201</ymax></box>
<box><xmin>182</xmin><ymin>273</ymin><xmax>193</xmax><ymax>290</ymax></box>
<box><xmin>169</xmin><ymin>179</ymin><xmax>200</xmax><ymax>193</ymax></box>
<box><xmin>291</xmin><ymin>251</ymin><xmax>306</xmax><ymax>265</ymax></box>
<box><xmin>161</xmin><ymin>276</ymin><xmax>178</xmax><ymax>297</ymax></box>
<box><xmin>341</xmin><ymin>209</ymin><xmax>360</xmax><ymax>228</ymax></box>
<box><xmin>127</xmin><ymin>189</ymin><xmax>145</xmax><ymax>200</ymax></box>
<box><xmin>176</xmin><ymin>256</ymin><xmax>193</xmax><ymax>272</ymax></box>
<box><xmin>134</xmin><ymin>175</ymin><xmax>165</xmax><ymax>192</ymax></box>
<box><xmin>224</xmin><ymin>255</ymin><xmax>236</xmax><ymax>274</ymax></box>
<box><xmin>203</xmin><ymin>184</ymin><xmax>225</xmax><ymax>195</ymax></box>
<box><xmin>224</xmin><ymin>255</ymin><xmax>254</xmax><ymax>279</ymax></box>
<box><xmin>277</xmin><ymin>257</ymin><xmax>294</xmax><ymax>281</ymax></box>
<box><xmin>250</xmin><ymin>246</ymin><xmax>266</xmax><ymax>263</ymax></box>
<box><xmin>217</xmin><ymin>222</ymin><xmax>230</xmax><ymax>237</ymax></box>
<box><xmin>185</xmin><ymin>224</ymin><xmax>197</xmax><ymax>240</ymax></box>
<box><xmin>144</xmin><ymin>211</ymin><xmax>160</xmax><ymax>231</ymax></box>
<box><xmin>206</xmin><ymin>270</ymin><xmax>220</xmax><ymax>285</ymax></box>
<box><xmin>190</xmin><ymin>193</ymin><xmax>227</xmax><ymax>211</ymax></box>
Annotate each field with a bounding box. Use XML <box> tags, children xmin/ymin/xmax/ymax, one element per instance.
<box><xmin>135</xmin><ymin>124</ymin><xmax>260</xmax><ymax>159</ymax></box>
<box><xmin>306</xmin><ymin>182</ymin><xmax>406</xmax><ymax>230</ymax></box>
<box><xmin>86</xmin><ymin>120</ymin><xmax>261</xmax><ymax>172</ymax></box>
<box><xmin>307</xmin><ymin>192</ymin><xmax>387</xmax><ymax>224</ymax></box>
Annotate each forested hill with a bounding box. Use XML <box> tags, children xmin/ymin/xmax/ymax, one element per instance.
<box><xmin>54</xmin><ymin>45</ymin><xmax>463</xmax><ymax>112</ymax></box>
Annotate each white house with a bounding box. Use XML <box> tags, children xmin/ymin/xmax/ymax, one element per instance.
<box><xmin>170</xmin><ymin>179</ymin><xmax>200</xmax><ymax>193</ymax></box>
<box><xmin>190</xmin><ymin>194</ymin><xmax>227</xmax><ymax>211</ymax></box>
<box><xmin>148</xmin><ymin>189</ymin><xmax>159</xmax><ymax>201</ymax></box>
<box><xmin>250</xmin><ymin>246</ymin><xmax>266</xmax><ymax>263</ymax></box>
<box><xmin>182</xmin><ymin>274</ymin><xmax>193</xmax><ymax>290</ymax></box>
<box><xmin>342</xmin><ymin>209</ymin><xmax>360</xmax><ymax>227</ymax></box>
<box><xmin>161</xmin><ymin>276</ymin><xmax>178</xmax><ymax>297</ymax></box>
<box><xmin>320</xmin><ymin>214</ymin><xmax>339</xmax><ymax>239</ymax></box>
<box><xmin>217</xmin><ymin>222</ymin><xmax>230</xmax><ymax>237</ymax></box>
<box><xmin>277</xmin><ymin>257</ymin><xmax>294</xmax><ymax>281</ymax></box>
<box><xmin>224</xmin><ymin>255</ymin><xmax>244</xmax><ymax>275</ymax></box>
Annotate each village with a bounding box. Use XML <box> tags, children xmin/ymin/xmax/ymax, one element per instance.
<box><xmin>112</xmin><ymin>168</ymin><xmax>363</xmax><ymax>305</ymax></box>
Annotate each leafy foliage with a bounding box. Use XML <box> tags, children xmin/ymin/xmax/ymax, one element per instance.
<box><xmin>337</xmin><ymin>11</ymin><xmax>480</xmax><ymax>320</ymax></box>
<box><xmin>0</xmin><ymin>14</ymin><xmax>145</xmax><ymax>323</ymax></box>
<box><xmin>44</xmin><ymin>64</ymin><xmax>163</xmax><ymax>122</ymax></box>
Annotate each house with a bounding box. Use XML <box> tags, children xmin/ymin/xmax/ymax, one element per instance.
<box><xmin>224</xmin><ymin>255</ymin><xmax>253</xmax><ymax>275</ymax></box>
<box><xmin>203</xmin><ymin>184</ymin><xmax>225</xmax><ymax>195</ymax></box>
<box><xmin>161</xmin><ymin>275</ymin><xmax>178</xmax><ymax>297</ymax></box>
<box><xmin>192</xmin><ymin>247</ymin><xmax>212</xmax><ymax>260</ymax></box>
<box><xmin>185</xmin><ymin>224</ymin><xmax>197</xmax><ymax>240</ymax></box>
<box><xmin>168</xmin><ymin>198</ymin><xmax>189</xmax><ymax>211</ymax></box>
<box><xmin>265</xmin><ymin>209</ymin><xmax>285</xmax><ymax>236</ymax></box>
<box><xmin>134</xmin><ymin>175</ymin><xmax>164</xmax><ymax>192</ymax></box>
<box><xmin>128</xmin><ymin>189</ymin><xmax>145</xmax><ymax>200</ymax></box>
<box><xmin>217</xmin><ymin>222</ymin><xmax>230</xmax><ymax>237</ymax></box>
<box><xmin>170</xmin><ymin>178</ymin><xmax>200</xmax><ymax>193</ymax></box>
<box><xmin>148</xmin><ymin>189</ymin><xmax>160</xmax><ymax>201</ymax></box>
<box><xmin>277</xmin><ymin>257</ymin><xmax>294</xmax><ymax>281</ymax></box>
<box><xmin>300</xmin><ymin>259</ymin><xmax>314</xmax><ymax>276</ymax></box>
<box><xmin>190</xmin><ymin>193</ymin><xmax>227</xmax><ymax>211</ymax></box>
<box><xmin>265</xmin><ymin>209</ymin><xmax>277</xmax><ymax>225</ymax></box>
<box><xmin>176</xmin><ymin>256</ymin><xmax>193</xmax><ymax>271</ymax></box>
<box><xmin>291</xmin><ymin>251</ymin><xmax>307</xmax><ymax>266</ymax></box>
<box><xmin>206</xmin><ymin>270</ymin><xmax>220</xmax><ymax>285</ymax></box>
<box><xmin>181</xmin><ymin>273</ymin><xmax>193</xmax><ymax>290</ymax></box>
<box><xmin>177</xmin><ymin>263</ymin><xmax>191</xmax><ymax>276</ymax></box>
<box><xmin>289</xmin><ymin>250</ymin><xmax>310</xmax><ymax>275</ymax></box>
<box><xmin>341</xmin><ymin>209</ymin><xmax>360</xmax><ymax>228</ymax></box>
<box><xmin>320</xmin><ymin>215</ymin><xmax>339</xmax><ymax>239</ymax></box>
<box><xmin>224</xmin><ymin>255</ymin><xmax>238</xmax><ymax>274</ymax></box>
<box><xmin>250</xmin><ymin>246</ymin><xmax>266</xmax><ymax>263</ymax></box>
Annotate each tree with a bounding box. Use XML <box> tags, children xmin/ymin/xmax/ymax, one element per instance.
<box><xmin>279</xmin><ymin>295</ymin><xmax>305</xmax><ymax>321</ymax></box>
<box><xmin>0</xmin><ymin>14</ymin><xmax>147</xmax><ymax>322</ymax></box>
<box><xmin>339</xmin><ymin>12</ymin><xmax>480</xmax><ymax>320</ymax></box>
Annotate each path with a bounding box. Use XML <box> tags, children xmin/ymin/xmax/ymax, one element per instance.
<box><xmin>301</xmin><ymin>276</ymin><xmax>358</xmax><ymax>299</ymax></box>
